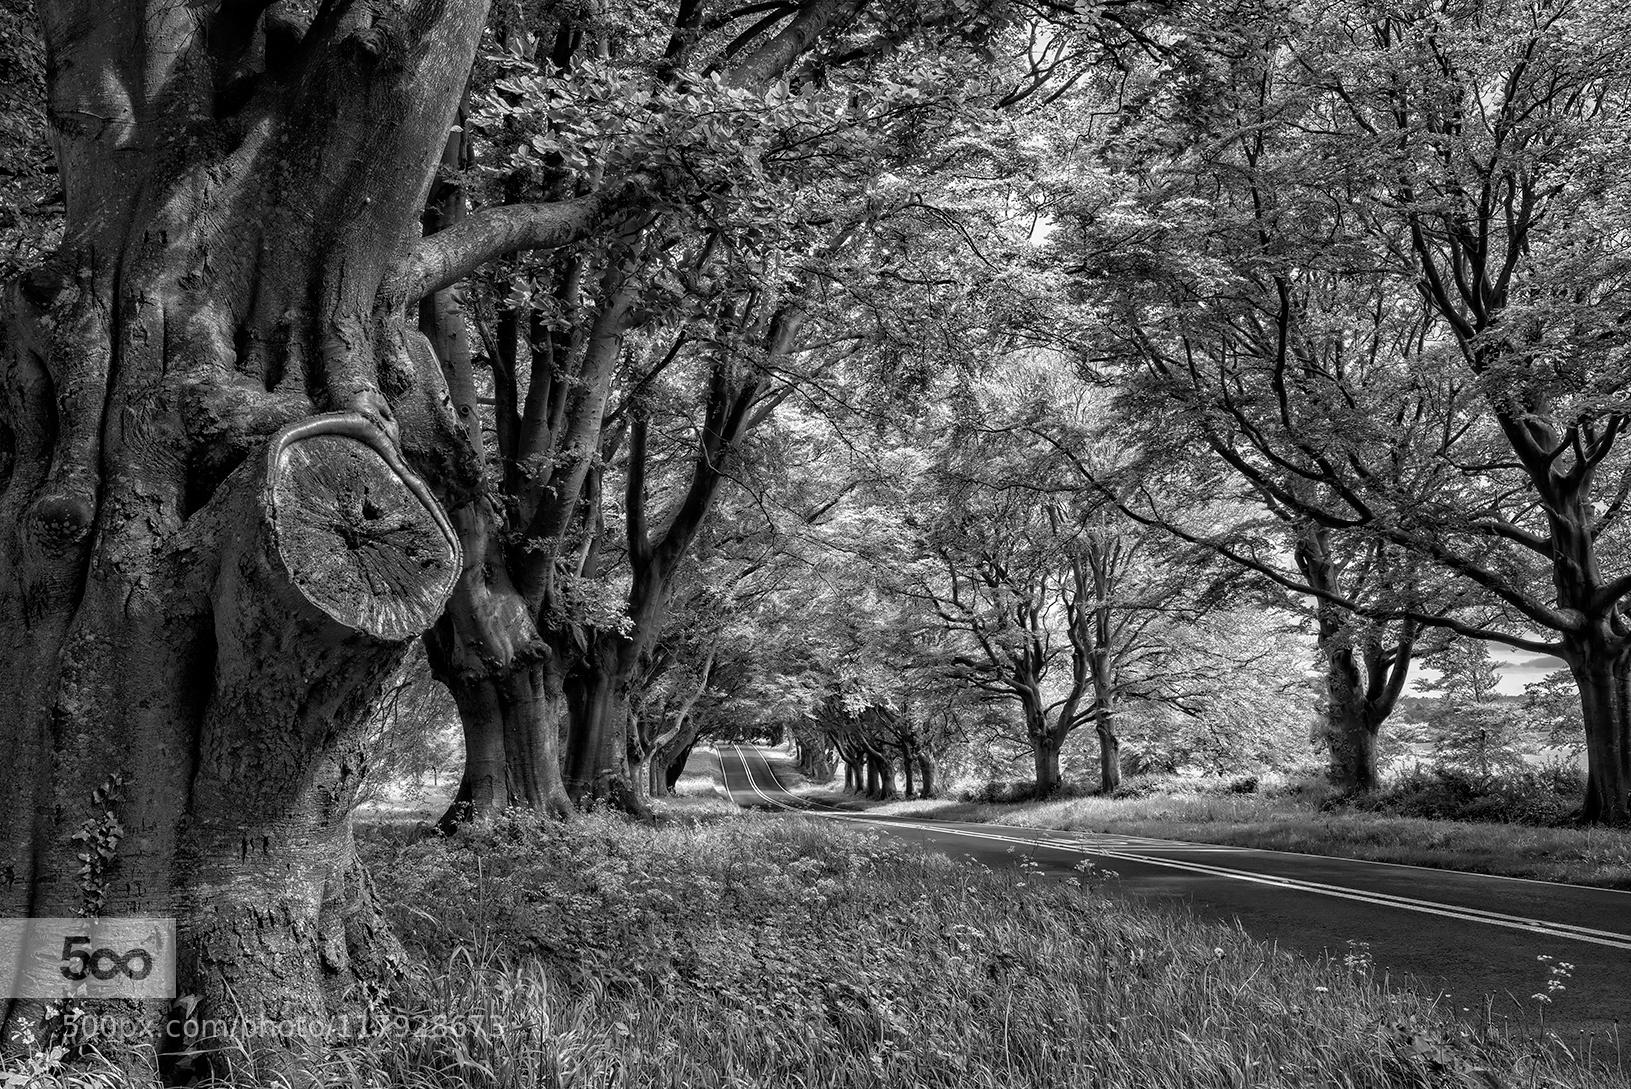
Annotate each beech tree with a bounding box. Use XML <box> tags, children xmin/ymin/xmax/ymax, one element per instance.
<box><xmin>416</xmin><ymin>1</ymin><xmax>1049</xmax><ymax>816</ymax></box>
<box><xmin>1053</xmin><ymin>0</ymin><xmax>1631</xmax><ymax>820</ymax></box>
<box><xmin>0</xmin><ymin>0</ymin><xmax>647</xmax><ymax>1073</ymax></box>
<box><xmin>0</xmin><ymin>0</ymin><xmax>1015</xmax><ymax>1072</ymax></box>
<box><xmin>884</xmin><ymin>353</ymin><xmax>1245</xmax><ymax>793</ymax></box>
<box><xmin>1065</xmin><ymin>436</ymin><xmax>1430</xmax><ymax>790</ymax></box>
<box><xmin>421</xmin><ymin>2</ymin><xmax>875</xmax><ymax>819</ymax></box>
<box><xmin>917</xmin><ymin>479</ymin><xmax>1097</xmax><ymax>797</ymax></box>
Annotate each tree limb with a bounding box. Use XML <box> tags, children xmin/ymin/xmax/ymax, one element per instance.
<box><xmin>724</xmin><ymin>0</ymin><xmax>862</xmax><ymax>88</ymax></box>
<box><xmin>404</xmin><ymin>192</ymin><xmax>626</xmax><ymax>301</ymax></box>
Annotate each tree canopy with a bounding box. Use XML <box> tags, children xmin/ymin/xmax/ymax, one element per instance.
<box><xmin>5</xmin><ymin>0</ymin><xmax>1631</xmax><ymax>1078</ymax></box>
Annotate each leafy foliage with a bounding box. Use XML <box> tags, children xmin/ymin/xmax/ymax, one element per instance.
<box><xmin>1351</xmin><ymin>762</ymin><xmax>1586</xmax><ymax>826</ymax></box>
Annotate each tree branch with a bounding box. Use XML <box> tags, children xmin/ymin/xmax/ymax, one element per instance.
<box><xmin>405</xmin><ymin>192</ymin><xmax>625</xmax><ymax>301</ymax></box>
<box><xmin>724</xmin><ymin>0</ymin><xmax>861</xmax><ymax>88</ymax></box>
<box><xmin>627</xmin><ymin>409</ymin><xmax>652</xmax><ymax>569</ymax></box>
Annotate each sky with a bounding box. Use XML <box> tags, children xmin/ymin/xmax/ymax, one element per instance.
<box><xmin>1402</xmin><ymin>643</ymin><xmax>1566</xmax><ymax>697</ymax></box>
<box><xmin>1484</xmin><ymin>644</ymin><xmax>1568</xmax><ymax>695</ymax></box>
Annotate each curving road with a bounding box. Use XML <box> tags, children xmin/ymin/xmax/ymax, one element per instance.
<box><xmin>714</xmin><ymin>743</ymin><xmax>1631</xmax><ymax>1043</ymax></box>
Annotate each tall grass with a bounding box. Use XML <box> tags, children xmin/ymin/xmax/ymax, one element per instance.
<box><xmin>6</xmin><ymin>812</ymin><xmax>1620</xmax><ymax>1087</ymax></box>
<box><xmin>347</xmin><ymin>813</ymin><xmax>1617</xmax><ymax>1088</ymax></box>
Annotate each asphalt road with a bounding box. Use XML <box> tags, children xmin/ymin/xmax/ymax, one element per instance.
<box><xmin>714</xmin><ymin>743</ymin><xmax>1631</xmax><ymax>1044</ymax></box>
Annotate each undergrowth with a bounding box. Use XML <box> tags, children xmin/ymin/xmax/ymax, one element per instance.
<box><xmin>363</xmin><ymin>814</ymin><xmax>1628</xmax><ymax>1087</ymax></box>
<box><xmin>6</xmin><ymin>812</ymin><xmax>1622</xmax><ymax>1087</ymax></box>
<box><xmin>1347</xmin><ymin>763</ymin><xmax>1584</xmax><ymax>826</ymax></box>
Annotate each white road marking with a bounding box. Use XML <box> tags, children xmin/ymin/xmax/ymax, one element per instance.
<box><xmin>797</xmin><ymin>783</ymin><xmax>1631</xmax><ymax>896</ymax></box>
<box><xmin>724</xmin><ymin>746</ymin><xmax>1631</xmax><ymax>953</ymax></box>
<box><xmin>1081</xmin><ymin>848</ymin><xmax>1631</xmax><ymax>952</ymax></box>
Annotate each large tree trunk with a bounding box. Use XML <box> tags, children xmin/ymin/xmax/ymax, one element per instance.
<box><xmin>427</xmin><ymin>653</ymin><xmax>573</xmax><ymax>827</ymax></box>
<box><xmin>432</xmin><ymin>662</ymin><xmax>511</xmax><ymax>821</ymax></box>
<box><xmin>1085</xmin><ymin>646</ymin><xmax>1122</xmax><ymax>794</ymax></box>
<box><xmin>1095</xmin><ymin>703</ymin><xmax>1122</xmax><ymax>794</ymax></box>
<box><xmin>664</xmin><ymin>740</ymin><xmax>696</xmax><ymax>793</ymax></box>
<box><xmin>1032</xmin><ymin>733</ymin><xmax>1063</xmax><ymax>798</ymax></box>
<box><xmin>870</xmin><ymin>751</ymin><xmax>899</xmax><ymax>800</ymax></box>
<box><xmin>3</xmin><ymin>416</ymin><xmax>460</xmax><ymax>1076</ymax></box>
<box><xmin>0</xmin><ymin>3</ymin><xmax>500</xmax><ymax>1076</ymax></box>
<box><xmin>180</xmin><ymin>423</ymin><xmax>458</xmax><ymax>1072</ymax></box>
<box><xmin>1296</xmin><ymin>528</ymin><xmax>1415</xmax><ymax>795</ymax></box>
<box><xmin>916</xmin><ymin>753</ymin><xmax>937</xmax><ymax>799</ymax></box>
<box><xmin>425</xmin><ymin>502</ymin><xmax>571</xmax><ymax>826</ymax></box>
<box><xmin>415</xmin><ymin>117</ymin><xmax>569</xmax><ymax>827</ymax></box>
<box><xmin>1563</xmin><ymin>638</ymin><xmax>1631</xmax><ymax>824</ymax></box>
<box><xmin>563</xmin><ymin>643</ymin><xmax>650</xmax><ymax>814</ymax></box>
<box><xmin>1323</xmin><ymin>646</ymin><xmax>1380</xmax><ymax>793</ymax></box>
<box><xmin>1545</xmin><ymin>502</ymin><xmax>1631</xmax><ymax>824</ymax></box>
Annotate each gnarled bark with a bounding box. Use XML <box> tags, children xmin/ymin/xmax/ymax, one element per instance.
<box><xmin>1095</xmin><ymin>702</ymin><xmax>1122</xmax><ymax>794</ymax></box>
<box><xmin>0</xmin><ymin>2</ymin><xmax>501</xmax><ymax>1078</ymax></box>
<box><xmin>915</xmin><ymin>753</ymin><xmax>937</xmax><ymax>799</ymax></box>
<box><xmin>563</xmin><ymin>644</ymin><xmax>649</xmax><ymax>814</ymax></box>
<box><xmin>1296</xmin><ymin>526</ymin><xmax>1415</xmax><ymax>794</ymax></box>
<box><xmin>424</xmin><ymin>500</ymin><xmax>572</xmax><ymax>825</ymax></box>
<box><xmin>1562</xmin><ymin>633</ymin><xmax>1631</xmax><ymax>824</ymax></box>
<box><xmin>3</xmin><ymin>413</ymin><xmax>460</xmax><ymax>1079</ymax></box>
<box><xmin>1032</xmin><ymin>734</ymin><xmax>1063</xmax><ymax>799</ymax></box>
<box><xmin>197</xmin><ymin>419</ymin><xmax>460</xmax><ymax>1021</ymax></box>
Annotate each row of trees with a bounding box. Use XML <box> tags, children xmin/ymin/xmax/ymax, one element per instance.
<box><xmin>6</xmin><ymin>0</ymin><xmax>1631</xmax><ymax>1079</ymax></box>
<box><xmin>0</xmin><ymin>0</ymin><xmax>1102</xmax><ymax>1075</ymax></box>
<box><xmin>742</xmin><ymin>0</ymin><xmax>1631</xmax><ymax>812</ymax></box>
<box><xmin>685</xmin><ymin>350</ymin><xmax>1315</xmax><ymax>803</ymax></box>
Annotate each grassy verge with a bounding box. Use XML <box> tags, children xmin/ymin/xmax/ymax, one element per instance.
<box><xmin>366</xmin><ymin>814</ymin><xmax>1624</xmax><ymax>1086</ymax></box>
<box><xmin>9</xmin><ymin>811</ymin><xmax>1622</xmax><ymax>1087</ymax></box>
<box><xmin>805</xmin><ymin>784</ymin><xmax>1631</xmax><ymax>888</ymax></box>
<box><xmin>652</xmin><ymin>761</ymin><xmax>737</xmax><ymax>817</ymax></box>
